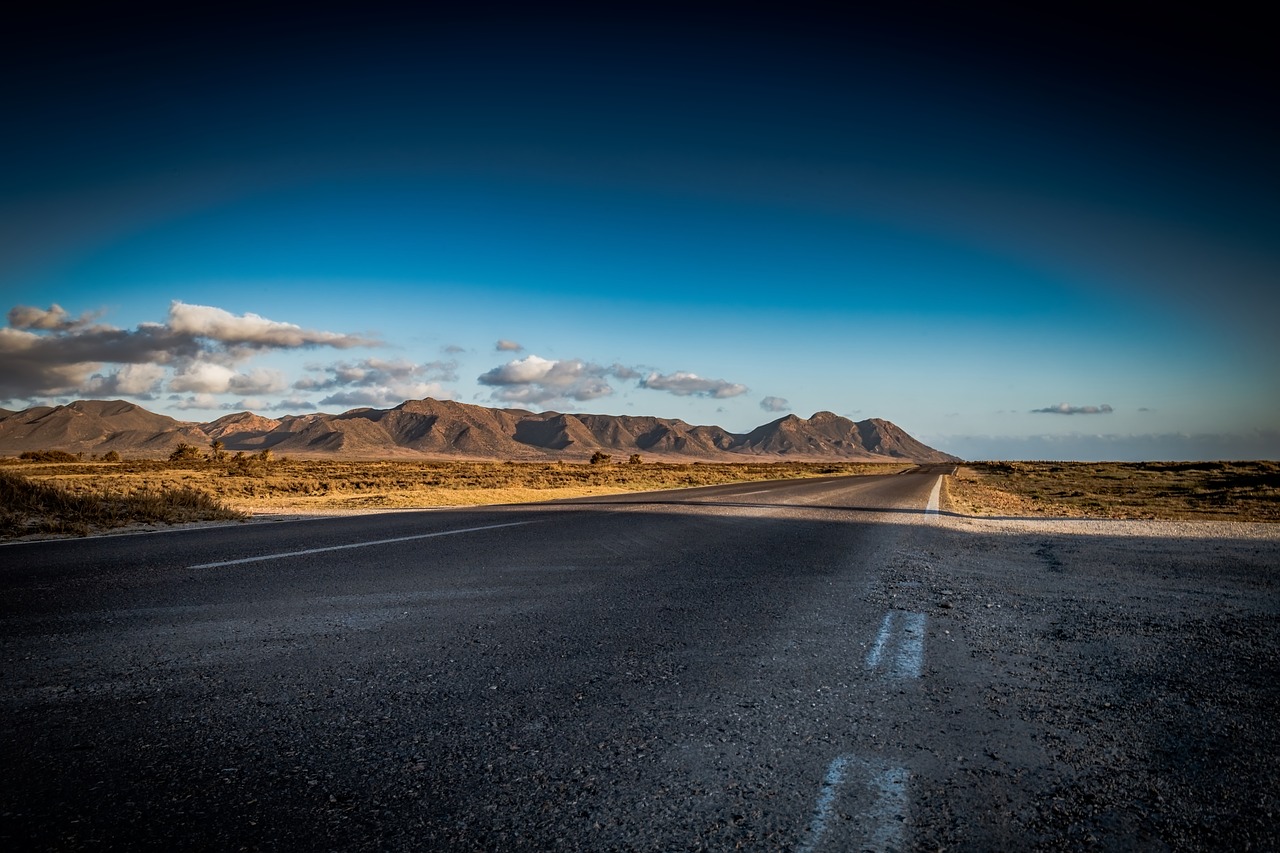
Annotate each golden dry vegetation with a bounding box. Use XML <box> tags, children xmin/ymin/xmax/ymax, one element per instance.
<box><xmin>0</xmin><ymin>454</ymin><xmax>909</xmax><ymax>525</ymax></box>
<box><xmin>1</xmin><ymin>469</ymin><xmax>244</xmax><ymax>538</ymax></box>
<box><xmin>947</xmin><ymin>461</ymin><xmax>1280</xmax><ymax>522</ymax></box>
<box><xmin>8</xmin><ymin>453</ymin><xmax>1277</xmax><ymax>538</ymax></box>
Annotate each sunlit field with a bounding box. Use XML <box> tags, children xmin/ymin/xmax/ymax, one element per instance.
<box><xmin>6</xmin><ymin>454</ymin><xmax>1277</xmax><ymax>539</ymax></box>
<box><xmin>0</xmin><ymin>455</ymin><xmax>907</xmax><ymax>537</ymax></box>
<box><xmin>947</xmin><ymin>461</ymin><xmax>1280</xmax><ymax>522</ymax></box>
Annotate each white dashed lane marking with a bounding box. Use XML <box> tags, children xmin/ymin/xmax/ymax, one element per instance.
<box><xmin>800</xmin><ymin>608</ymin><xmax>927</xmax><ymax>851</ymax></box>
<box><xmin>189</xmin><ymin>521</ymin><xmax>534</xmax><ymax>569</ymax></box>
<box><xmin>865</xmin><ymin>610</ymin><xmax>927</xmax><ymax>679</ymax></box>
<box><xmin>797</xmin><ymin>754</ymin><xmax>911</xmax><ymax>853</ymax></box>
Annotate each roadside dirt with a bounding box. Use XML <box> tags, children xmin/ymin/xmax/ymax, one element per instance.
<box><xmin>890</xmin><ymin>506</ymin><xmax>1280</xmax><ymax>850</ymax></box>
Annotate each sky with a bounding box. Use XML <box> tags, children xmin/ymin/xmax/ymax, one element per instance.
<box><xmin>2</xmin><ymin>2</ymin><xmax>1277</xmax><ymax>460</ymax></box>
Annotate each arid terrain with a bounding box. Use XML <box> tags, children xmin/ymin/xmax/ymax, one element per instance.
<box><xmin>2</xmin><ymin>455</ymin><xmax>1277</xmax><ymax>540</ymax></box>
<box><xmin>947</xmin><ymin>460</ymin><xmax>1280</xmax><ymax>522</ymax></box>
<box><xmin>0</xmin><ymin>457</ymin><xmax>904</xmax><ymax>538</ymax></box>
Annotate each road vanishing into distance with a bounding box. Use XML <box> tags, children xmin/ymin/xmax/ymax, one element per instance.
<box><xmin>2</xmin><ymin>467</ymin><xmax>1277</xmax><ymax>851</ymax></box>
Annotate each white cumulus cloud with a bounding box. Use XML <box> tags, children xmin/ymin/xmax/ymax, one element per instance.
<box><xmin>640</xmin><ymin>371</ymin><xmax>748</xmax><ymax>399</ymax></box>
<box><xmin>0</xmin><ymin>300</ymin><xmax>380</xmax><ymax>405</ymax></box>
<box><xmin>167</xmin><ymin>301</ymin><xmax>374</xmax><ymax>349</ymax></box>
<box><xmin>478</xmin><ymin>355</ymin><xmax>621</xmax><ymax>405</ymax></box>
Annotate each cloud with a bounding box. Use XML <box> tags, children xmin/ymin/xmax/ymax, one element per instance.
<box><xmin>478</xmin><ymin>354</ymin><xmax>624</xmax><ymax>405</ymax></box>
<box><xmin>476</xmin><ymin>359</ymin><xmax>751</xmax><ymax>407</ymax></box>
<box><xmin>442</xmin><ymin>344</ymin><xmax>466</xmax><ymax>354</ymax></box>
<box><xmin>83</xmin><ymin>363</ymin><xmax>167</xmax><ymax>398</ymax></box>
<box><xmin>640</xmin><ymin>371</ymin><xmax>748</xmax><ymax>399</ymax></box>
<box><xmin>8</xmin><ymin>304</ymin><xmax>102</xmax><ymax>332</ymax></box>
<box><xmin>260</xmin><ymin>398</ymin><xmax>318</xmax><ymax>412</ymax></box>
<box><xmin>0</xmin><ymin>322</ymin><xmax>185</xmax><ymax>399</ymax></box>
<box><xmin>0</xmin><ymin>300</ymin><xmax>378</xmax><ymax>402</ymax></box>
<box><xmin>1</xmin><ymin>300</ymin><xmax>378</xmax><ymax>404</ymax></box>
<box><xmin>294</xmin><ymin>357</ymin><xmax>456</xmax><ymax>390</ymax></box>
<box><xmin>1031</xmin><ymin>403</ymin><xmax>1114</xmax><ymax>415</ymax></box>
<box><xmin>495</xmin><ymin>339</ymin><xmax>524</xmax><ymax>352</ymax></box>
<box><xmin>167</xmin><ymin>302</ymin><xmax>374</xmax><ymax>349</ymax></box>
<box><xmin>169</xmin><ymin>363</ymin><xmax>287</xmax><ymax>395</ymax></box>
<box><xmin>294</xmin><ymin>357</ymin><xmax>457</xmax><ymax>409</ymax></box>
<box><xmin>610</xmin><ymin>363</ymin><xmax>641</xmax><ymax>380</ymax></box>
<box><xmin>760</xmin><ymin>395</ymin><xmax>790</xmax><ymax>412</ymax></box>
<box><xmin>169</xmin><ymin>393</ymin><xmax>223</xmax><ymax>411</ymax></box>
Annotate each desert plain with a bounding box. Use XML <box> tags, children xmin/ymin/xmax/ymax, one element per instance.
<box><xmin>2</xmin><ymin>454</ymin><xmax>1277</xmax><ymax>540</ymax></box>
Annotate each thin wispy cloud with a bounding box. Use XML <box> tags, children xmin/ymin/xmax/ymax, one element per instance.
<box><xmin>1031</xmin><ymin>403</ymin><xmax>1114</xmax><ymax>415</ymax></box>
<box><xmin>295</xmin><ymin>357</ymin><xmax>458</xmax><ymax>410</ymax></box>
<box><xmin>495</xmin><ymin>339</ymin><xmax>524</xmax><ymax>352</ymax></box>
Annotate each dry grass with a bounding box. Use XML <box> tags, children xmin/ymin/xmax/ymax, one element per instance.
<box><xmin>0</xmin><ymin>470</ymin><xmax>246</xmax><ymax>538</ymax></box>
<box><xmin>947</xmin><ymin>461</ymin><xmax>1280</xmax><ymax>522</ymax></box>
<box><xmin>0</xmin><ymin>456</ymin><xmax>909</xmax><ymax>524</ymax></box>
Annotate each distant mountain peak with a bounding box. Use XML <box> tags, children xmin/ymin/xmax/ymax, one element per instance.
<box><xmin>0</xmin><ymin>397</ymin><xmax>960</xmax><ymax>462</ymax></box>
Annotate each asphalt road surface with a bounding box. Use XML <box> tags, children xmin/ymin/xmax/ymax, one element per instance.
<box><xmin>2</xmin><ymin>468</ymin><xmax>1276</xmax><ymax>850</ymax></box>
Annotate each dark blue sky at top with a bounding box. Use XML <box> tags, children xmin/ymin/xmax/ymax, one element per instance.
<box><xmin>6</xmin><ymin>2</ymin><xmax>1273</xmax><ymax>230</ymax></box>
<box><xmin>1</xmin><ymin>2</ymin><xmax>1276</xmax><ymax>457</ymax></box>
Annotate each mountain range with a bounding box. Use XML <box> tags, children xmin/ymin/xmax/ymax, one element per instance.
<box><xmin>0</xmin><ymin>399</ymin><xmax>960</xmax><ymax>462</ymax></box>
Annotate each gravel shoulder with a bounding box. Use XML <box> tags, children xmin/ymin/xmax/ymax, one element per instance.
<box><xmin>894</xmin><ymin>496</ymin><xmax>1279</xmax><ymax>850</ymax></box>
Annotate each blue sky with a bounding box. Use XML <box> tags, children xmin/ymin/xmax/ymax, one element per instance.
<box><xmin>2</xmin><ymin>3</ymin><xmax>1276</xmax><ymax>460</ymax></box>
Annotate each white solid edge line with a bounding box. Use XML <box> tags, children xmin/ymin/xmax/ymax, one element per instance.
<box><xmin>189</xmin><ymin>520</ymin><xmax>534</xmax><ymax>569</ymax></box>
<box><xmin>925</xmin><ymin>475</ymin><xmax>943</xmax><ymax>514</ymax></box>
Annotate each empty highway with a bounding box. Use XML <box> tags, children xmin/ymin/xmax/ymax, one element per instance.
<box><xmin>2</xmin><ymin>468</ymin><xmax>1276</xmax><ymax>850</ymax></box>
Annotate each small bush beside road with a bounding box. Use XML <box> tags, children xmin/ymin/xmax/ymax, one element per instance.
<box><xmin>0</xmin><ymin>470</ymin><xmax>245</xmax><ymax>539</ymax></box>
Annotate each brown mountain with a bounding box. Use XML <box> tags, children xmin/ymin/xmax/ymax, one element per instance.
<box><xmin>202</xmin><ymin>411</ymin><xmax>282</xmax><ymax>442</ymax></box>
<box><xmin>0</xmin><ymin>398</ymin><xmax>960</xmax><ymax>462</ymax></box>
<box><xmin>737</xmin><ymin>412</ymin><xmax>951</xmax><ymax>461</ymax></box>
<box><xmin>0</xmin><ymin>400</ymin><xmax>211</xmax><ymax>455</ymax></box>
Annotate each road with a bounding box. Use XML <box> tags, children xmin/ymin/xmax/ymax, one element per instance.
<box><xmin>1</xmin><ymin>467</ymin><xmax>1276</xmax><ymax>850</ymax></box>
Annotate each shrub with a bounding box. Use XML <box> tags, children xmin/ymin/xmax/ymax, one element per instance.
<box><xmin>103</xmin><ymin>450</ymin><xmax>122</xmax><ymax>463</ymax></box>
<box><xmin>589</xmin><ymin>451</ymin><xmax>612</xmax><ymax>465</ymax></box>
<box><xmin>628</xmin><ymin>454</ymin><xmax>643</xmax><ymax>465</ymax></box>
<box><xmin>0</xmin><ymin>470</ymin><xmax>243</xmax><ymax>538</ymax></box>
<box><xmin>18</xmin><ymin>450</ymin><xmax>80</xmax><ymax>463</ymax></box>
<box><xmin>169</xmin><ymin>443</ymin><xmax>204</xmax><ymax>462</ymax></box>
